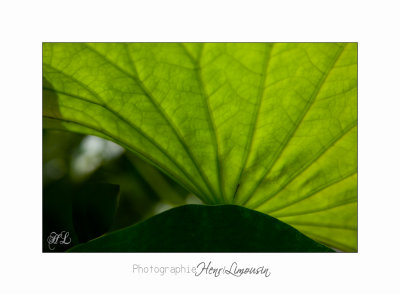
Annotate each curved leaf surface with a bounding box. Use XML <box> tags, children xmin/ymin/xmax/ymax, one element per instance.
<box><xmin>43</xmin><ymin>43</ymin><xmax>357</xmax><ymax>251</ymax></box>
<box><xmin>69</xmin><ymin>205</ymin><xmax>334</xmax><ymax>252</ymax></box>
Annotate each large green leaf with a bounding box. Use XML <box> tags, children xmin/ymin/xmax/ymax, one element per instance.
<box><xmin>69</xmin><ymin>205</ymin><xmax>334</xmax><ymax>252</ymax></box>
<box><xmin>43</xmin><ymin>43</ymin><xmax>357</xmax><ymax>251</ymax></box>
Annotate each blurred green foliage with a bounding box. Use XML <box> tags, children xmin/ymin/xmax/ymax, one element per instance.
<box><xmin>43</xmin><ymin>130</ymin><xmax>201</xmax><ymax>252</ymax></box>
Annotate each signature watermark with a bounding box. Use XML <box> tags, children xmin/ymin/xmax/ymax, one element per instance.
<box><xmin>47</xmin><ymin>231</ymin><xmax>71</xmax><ymax>250</ymax></box>
<box><xmin>195</xmin><ymin>261</ymin><xmax>271</xmax><ymax>277</ymax></box>
<box><xmin>132</xmin><ymin>261</ymin><xmax>271</xmax><ymax>278</ymax></box>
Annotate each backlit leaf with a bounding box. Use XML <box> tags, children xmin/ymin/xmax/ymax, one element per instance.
<box><xmin>43</xmin><ymin>43</ymin><xmax>357</xmax><ymax>251</ymax></box>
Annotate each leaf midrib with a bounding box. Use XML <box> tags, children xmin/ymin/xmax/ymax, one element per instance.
<box><xmin>179</xmin><ymin>43</ymin><xmax>225</xmax><ymax>203</ymax></box>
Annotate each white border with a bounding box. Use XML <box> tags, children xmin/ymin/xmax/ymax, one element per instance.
<box><xmin>2</xmin><ymin>0</ymin><xmax>400</xmax><ymax>293</ymax></box>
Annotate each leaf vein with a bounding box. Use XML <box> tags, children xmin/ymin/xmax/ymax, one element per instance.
<box><xmin>250</xmin><ymin>121</ymin><xmax>357</xmax><ymax>209</ymax></box>
<box><xmin>272</xmin><ymin>199</ymin><xmax>357</xmax><ymax>218</ymax></box>
<box><xmin>180</xmin><ymin>43</ymin><xmax>224</xmax><ymax>202</ymax></box>
<box><xmin>84</xmin><ymin>43</ymin><xmax>218</xmax><ymax>201</ymax></box>
<box><xmin>43</xmin><ymin>115</ymin><xmax>208</xmax><ymax>201</ymax></box>
<box><xmin>256</xmin><ymin>170</ymin><xmax>357</xmax><ymax>212</ymax></box>
<box><xmin>233</xmin><ymin>43</ymin><xmax>274</xmax><ymax>203</ymax></box>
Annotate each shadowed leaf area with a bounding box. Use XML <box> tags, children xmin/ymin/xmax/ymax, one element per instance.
<box><xmin>69</xmin><ymin>205</ymin><xmax>333</xmax><ymax>252</ymax></box>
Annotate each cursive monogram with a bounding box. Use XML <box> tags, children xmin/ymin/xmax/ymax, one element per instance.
<box><xmin>47</xmin><ymin>231</ymin><xmax>71</xmax><ymax>250</ymax></box>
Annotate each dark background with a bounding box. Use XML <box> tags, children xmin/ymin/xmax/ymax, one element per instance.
<box><xmin>43</xmin><ymin>130</ymin><xmax>201</xmax><ymax>252</ymax></box>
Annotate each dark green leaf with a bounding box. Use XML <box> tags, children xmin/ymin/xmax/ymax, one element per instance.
<box><xmin>69</xmin><ymin>204</ymin><xmax>334</xmax><ymax>252</ymax></box>
<box><xmin>73</xmin><ymin>183</ymin><xmax>120</xmax><ymax>242</ymax></box>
